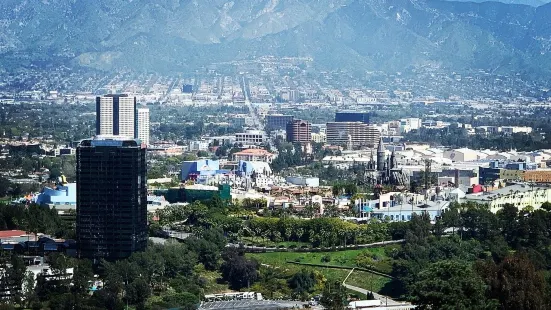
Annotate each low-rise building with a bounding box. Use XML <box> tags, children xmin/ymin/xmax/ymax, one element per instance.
<box><xmin>181</xmin><ymin>159</ymin><xmax>220</xmax><ymax>181</ymax></box>
<box><xmin>33</xmin><ymin>183</ymin><xmax>76</xmax><ymax>209</ymax></box>
<box><xmin>235</xmin><ymin>130</ymin><xmax>266</xmax><ymax>145</ymax></box>
<box><xmin>462</xmin><ymin>184</ymin><xmax>551</xmax><ymax>212</ymax></box>
<box><xmin>286</xmin><ymin>176</ymin><xmax>320</xmax><ymax>187</ymax></box>
<box><xmin>233</xmin><ymin>149</ymin><xmax>275</xmax><ymax>163</ymax></box>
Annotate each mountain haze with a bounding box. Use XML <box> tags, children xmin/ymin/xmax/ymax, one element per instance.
<box><xmin>1</xmin><ymin>0</ymin><xmax>551</xmax><ymax>76</ymax></box>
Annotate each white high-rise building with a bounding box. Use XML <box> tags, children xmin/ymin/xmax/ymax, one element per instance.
<box><xmin>96</xmin><ymin>94</ymin><xmax>136</xmax><ymax>139</ymax></box>
<box><xmin>137</xmin><ymin>108</ymin><xmax>150</xmax><ymax>145</ymax></box>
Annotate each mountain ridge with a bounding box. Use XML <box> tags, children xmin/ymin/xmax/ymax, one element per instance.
<box><xmin>1</xmin><ymin>0</ymin><xmax>551</xmax><ymax>77</ymax></box>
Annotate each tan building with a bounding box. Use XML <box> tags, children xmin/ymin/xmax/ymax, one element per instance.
<box><xmin>311</xmin><ymin>132</ymin><xmax>326</xmax><ymax>143</ymax></box>
<box><xmin>326</xmin><ymin>122</ymin><xmax>380</xmax><ymax>148</ymax></box>
<box><xmin>500</xmin><ymin>169</ymin><xmax>525</xmax><ymax>181</ymax></box>
<box><xmin>523</xmin><ymin>170</ymin><xmax>551</xmax><ymax>183</ymax></box>
<box><xmin>233</xmin><ymin>149</ymin><xmax>275</xmax><ymax>163</ymax></box>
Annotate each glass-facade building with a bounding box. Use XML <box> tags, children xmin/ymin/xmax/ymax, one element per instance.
<box><xmin>335</xmin><ymin>112</ymin><xmax>370</xmax><ymax>124</ymax></box>
<box><xmin>76</xmin><ymin>136</ymin><xmax>147</xmax><ymax>261</ymax></box>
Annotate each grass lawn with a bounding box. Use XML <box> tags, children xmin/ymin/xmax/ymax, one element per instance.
<box><xmin>248</xmin><ymin>246</ymin><xmax>400</xmax><ymax>296</ymax></box>
<box><xmin>248</xmin><ymin>245</ymin><xmax>398</xmax><ymax>274</ymax></box>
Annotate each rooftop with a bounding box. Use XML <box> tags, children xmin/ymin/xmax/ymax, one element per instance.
<box><xmin>234</xmin><ymin>149</ymin><xmax>273</xmax><ymax>156</ymax></box>
<box><xmin>0</xmin><ymin>230</ymin><xmax>28</xmax><ymax>239</ymax></box>
<box><xmin>465</xmin><ymin>184</ymin><xmax>551</xmax><ymax>201</ymax></box>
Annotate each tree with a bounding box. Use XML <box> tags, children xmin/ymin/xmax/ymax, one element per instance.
<box><xmin>477</xmin><ymin>254</ymin><xmax>551</xmax><ymax>310</ymax></box>
<box><xmin>320</xmin><ymin>281</ymin><xmax>347</xmax><ymax>310</ymax></box>
<box><xmin>185</xmin><ymin>237</ymin><xmax>221</xmax><ymax>271</ymax></box>
<box><xmin>441</xmin><ymin>203</ymin><xmax>461</xmax><ymax>235</ymax></box>
<box><xmin>405</xmin><ymin>213</ymin><xmax>431</xmax><ymax>244</ymax></box>
<box><xmin>125</xmin><ymin>278</ymin><xmax>151</xmax><ymax>307</ymax></box>
<box><xmin>21</xmin><ymin>271</ymin><xmax>37</xmax><ymax>309</ymax></box>
<box><xmin>410</xmin><ymin>260</ymin><xmax>495</xmax><ymax>310</ymax></box>
<box><xmin>288</xmin><ymin>269</ymin><xmax>316</xmax><ymax>297</ymax></box>
<box><xmin>220</xmin><ymin>248</ymin><xmax>259</xmax><ymax>290</ymax></box>
<box><xmin>0</xmin><ymin>177</ymin><xmax>12</xmax><ymax>197</ymax></box>
<box><xmin>541</xmin><ymin>201</ymin><xmax>551</xmax><ymax>212</ymax></box>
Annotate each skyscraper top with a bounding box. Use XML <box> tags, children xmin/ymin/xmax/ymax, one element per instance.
<box><xmin>80</xmin><ymin>135</ymin><xmax>141</xmax><ymax>147</ymax></box>
<box><xmin>104</xmin><ymin>94</ymin><xmax>129</xmax><ymax>97</ymax></box>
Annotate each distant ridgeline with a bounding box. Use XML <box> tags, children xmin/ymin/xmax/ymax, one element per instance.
<box><xmin>0</xmin><ymin>0</ymin><xmax>551</xmax><ymax>76</ymax></box>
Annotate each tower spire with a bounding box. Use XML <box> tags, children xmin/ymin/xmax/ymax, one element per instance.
<box><xmin>377</xmin><ymin>137</ymin><xmax>385</xmax><ymax>171</ymax></box>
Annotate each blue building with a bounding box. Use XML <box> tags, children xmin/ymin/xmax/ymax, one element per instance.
<box><xmin>237</xmin><ymin>160</ymin><xmax>272</xmax><ymax>177</ymax></box>
<box><xmin>181</xmin><ymin>160</ymin><xmax>221</xmax><ymax>181</ymax></box>
<box><xmin>33</xmin><ymin>183</ymin><xmax>77</xmax><ymax>207</ymax></box>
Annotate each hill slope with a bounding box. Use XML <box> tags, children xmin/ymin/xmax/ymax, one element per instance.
<box><xmin>1</xmin><ymin>0</ymin><xmax>550</xmax><ymax>76</ymax></box>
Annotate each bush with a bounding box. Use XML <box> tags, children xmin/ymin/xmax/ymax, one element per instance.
<box><xmin>321</xmin><ymin>255</ymin><xmax>331</xmax><ymax>263</ymax></box>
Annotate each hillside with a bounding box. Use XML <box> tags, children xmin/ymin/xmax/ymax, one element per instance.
<box><xmin>0</xmin><ymin>0</ymin><xmax>550</xmax><ymax>76</ymax></box>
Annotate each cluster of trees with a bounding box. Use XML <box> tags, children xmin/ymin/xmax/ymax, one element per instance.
<box><xmin>245</xmin><ymin>217</ymin><xmax>393</xmax><ymax>247</ymax></box>
<box><xmin>0</xmin><ymin>228</ymin><xmax>228</xmax><ymax>310</ymax></box>
<box><xmin>331</xmin><ymin>182</ymin><xmax>358</xmax><ymax>197</ymax></box>
<box><xmin>0</xmin><ymin>155</ymin><xmax>76</xmax><ymax>183</ymax></box>
<box><xmin>154</xmin><ymin>197</ymin><xmax>404</xmax><ymax>248</ymax></box>
<box><xmin>150</xmin><ymin>105</ymin><xmax>247</xmax><ymax>141</ymax></box>
<box><xmin>270</xmin><ymin>142</ymin><xmax>311</xmax><ymax>173</ymax></box>
<box><xmin>0</xmin><ymin>203</ymin><xmax>73</xmax><ymax>239</ymax></box>
<box><xmin>0</xmin><ymin>103</ymin><xmax>95</xmax><ymax>144</ymax></box>
<box><xmin>405</xmin><ymin>125</ymin><xmax>549</xmax><ymax>151</ymax></box>
<box><xmin>393</xmin><ymin>202</ymin><xmax>551</xmax><ymax>309</ymax></box>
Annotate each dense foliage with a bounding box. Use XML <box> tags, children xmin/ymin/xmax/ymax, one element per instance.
<box><xmin>393</xmin><ymin>203</ymin><xmax>551</xmax><ymax>309</ymax></box>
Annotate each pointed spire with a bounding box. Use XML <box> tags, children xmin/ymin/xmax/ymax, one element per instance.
<box><xmin>377</xmin><ymin>136</ymin><xmax>384</xmax><ymax>153</ymax></box>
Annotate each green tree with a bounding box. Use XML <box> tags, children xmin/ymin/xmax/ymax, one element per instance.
<box><xmin>288</xmin><ymin>269</ymin><xmax>316</xmax><ymax>297</ymax></box>
<box><xmin>220</xmin><ymin>248</ymin><xmax>259</xmax><ymax>290</ymax></box>
<box><xmin>320</xmin><ymin>281</ymin><xmax>347</xmax><ymax>310</ymax></box>
<box><xmin>477</xmin><ymin>254</ymin><xmax>551</xmax><ymax>310</ymax></box>
<box><xmin>410</xmin><ymin>260</ymin><xmax>495</xmax><ymax>310</ymax></box>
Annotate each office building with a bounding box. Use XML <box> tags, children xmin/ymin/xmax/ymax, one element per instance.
<box><xmin>236</xmin><ymin>130</ymin><xmax>266</xmax><ymax>145</ymax></box>
<box><xmin>137</xmin><ymin>108</ymin><xmax>150</xmax><ymax>145</ymax></box>
<box><xmin>335</xmin><ymin>111</ymin><xmax>370</xmax><ymax>124</ymax></box>
<box><xmin>286</xmin><ymin>119</ymin><xmax>311</xmax><ymax>143</ymax></box>
<box><xmin>326</xmin><ymin>122</ymin><xmax>380</xmax><ymax>148</ymax></box>
<box><xmin>76</xmin><ymin>136</ymin><xmax>147</xmax><ymax>261</ymax></box>
<box><xmin>266</xmin><ymin>114</ymin><xmax>294</xmax><ymax>130</ymax></box>
<box><xmin>96</xmin><ymin>94</ymin><xmax>137</xmax><ymax>139</ymax></box>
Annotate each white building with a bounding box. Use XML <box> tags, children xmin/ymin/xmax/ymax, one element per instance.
<box><xmin>311</xmin><ymin>132</ymin><xmax>327</xmax><ymax>143</ymax></box>
<box><xmin>96</xmin><ymin>94</ymin><xmax>136</xmax><ymax>139</ymax></box>
<box><xmin>443</xmin><ymin>148</ymin><xmax>481</xmax><ymax>162</ymax></box>
<box><xmin>236</xmin><ymin>130</ymin><xmax>266</xmax><ymax>145</ymax></box>
<box><xmin>189</xmin><ymin>141</ymin><xmax>209</xmax><ymax>151</ymax></box>
<box><xmin>462</xmin><ymin>184</ymin><xmax>551</xmax><ymax>213</ymax></box>
<box><xmin>137</xmin><ymin>108</ymin><xmax>150</xmax><ymax>145</ymax></box>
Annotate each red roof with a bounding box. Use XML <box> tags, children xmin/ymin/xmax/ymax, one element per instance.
<box><xmin>0</xmin><ymin>230</ymin><xmax>28</xmax><ymax>238</ymax></box>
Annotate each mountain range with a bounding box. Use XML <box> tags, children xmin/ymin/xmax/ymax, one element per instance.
<box><xmin>1</xmin><ymin>0</ymin><xmax>551</xmax><ymax>77</ymax></box>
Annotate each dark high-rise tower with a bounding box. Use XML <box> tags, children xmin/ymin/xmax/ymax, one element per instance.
<box><xmin>76</xmin><ymin>136</ymin><xmax>147</xmax><ymax>261</ymax></box>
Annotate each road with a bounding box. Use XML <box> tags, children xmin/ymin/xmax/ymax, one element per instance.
<box><xmin>241</xmin><ymin>75</ymin><xmax>264</xmax><ymax>131</ymax></box>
